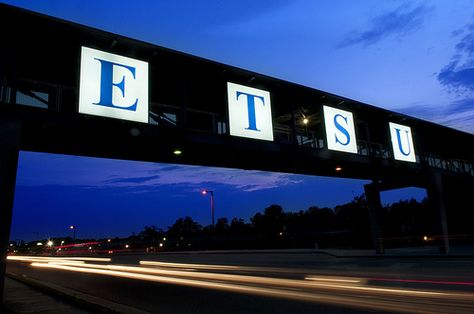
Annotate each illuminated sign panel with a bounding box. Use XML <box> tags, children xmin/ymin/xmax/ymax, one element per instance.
<box><xmin>389</xmin><ymin>122</ymin><xmax>416</xmax><ymax>162</ymax></box>
<box><xmin>227</xmin><ymin>82</ymin><xmax>274</xmax><ymax>141</ymax></box>
<box><xmin>323</xmin><ymin>105</ymin><xmax>358</xmax><ymax>154</ymax></box>
<box><xmin>79</xmin><ymin>46</ymin><xmax>149</xmax><ymax>123</ymax></box>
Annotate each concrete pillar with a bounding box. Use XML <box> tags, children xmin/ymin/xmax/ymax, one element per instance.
<box><xmin>0</xmin><ymin>118</ymin><xmax>21</xmax><ymax>302</ymax></box>
<box><xmin>364</xmin><ymin>183</ymin><xmax>384</xmax><ymax>254</ymax></box>
<box><xmin>426</xmin><ymin>172</ymin><xmax>450</xmax><ymax>254</ymax></box>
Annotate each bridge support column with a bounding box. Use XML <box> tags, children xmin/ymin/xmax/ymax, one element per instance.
<box><xmin>364</xmin><ymin>183</ymin><xmax>384</xmax><ymax>254</ymax></box>
<box><xmin>0</xmin><ymin>118</ymin><xmax>21</xmax><ymax>303</ymax></box>
<box><xmin>426</xmin><ymin>172</ymin><xmax>450</xmax><ymax>254</ymax></box>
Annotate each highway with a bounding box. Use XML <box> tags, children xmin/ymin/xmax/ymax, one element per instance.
<box><xmin>6</xmin><ymin>252</ymin><xmax>474</xmax><ymax>313</ymax></box>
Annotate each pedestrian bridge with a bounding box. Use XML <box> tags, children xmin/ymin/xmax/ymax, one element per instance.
<box><xmin>1</xmin><ymin>3</ymin><xmax>473</xmax><ymax>299</ymax></box>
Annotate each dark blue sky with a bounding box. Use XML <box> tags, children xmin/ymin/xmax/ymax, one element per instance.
<box><xmin>5</xmin><ymin>1</ymin><xmax>462</xmax><ymax>240</ymax></box>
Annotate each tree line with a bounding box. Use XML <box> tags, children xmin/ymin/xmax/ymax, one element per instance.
<box><xmin>130</xmin><ymin>195</ymin><xmax>445</xmax><ymax>251</ymax></box>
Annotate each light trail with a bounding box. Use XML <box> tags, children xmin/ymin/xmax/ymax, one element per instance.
<box><xmin>9</xmin><ymin>256</ymin><xmax>474</xmax><ymax>314</ymax></box>
<box><xmin>139</xmin><ymin>260</ymin><xmax>241</xmax><ymax>270</ymax></box>
<box><xmin>29</xmin><ymin>260</ymin><xmax>451</xmax><ymax>298</ymax></box>
<box><xmin>45</xmin><ymin>257</ymin><xmax>111</xmax><ymax>262</ymax></box>
<box><xmin>7</xmin><ymin>256</ymin><xmax>110</xmax><ymax>262</ymax></box>
<box><xmin>305</xmin><ymin>276</ymin><xmax>362</xmax><ymax>283</ymax></box>
<box><xmin>31</xmin><ymin>262</ymin><xmax>462</xmax><ymax>314</ymax></box>
<box><xmin>47</xmin><ymin>261</ymin><xmax>87</xmax><ymax>266</ymax></box>
<box><xmin>8</xmin><ymin>257</ymin><xmax>474</xmax><ymax>313</ymax></box>
<box><xmin>139</xmin><ymin>260</ymin><xmax>318</xmax><ymax>275</ymax></box>
<box><xmin>7</xmin><ymin>256</ymin><xmax>84</xmax><ymax>263</ymax></box>
<box><xmin>370</xmin><ymin>277</ymin><xmax>474</xmax><ymax>286</ymax></box>
<box><xmin>31</xmin><ymin>261</ymin><xmax>364</xmax><ymax>291</ymax></box>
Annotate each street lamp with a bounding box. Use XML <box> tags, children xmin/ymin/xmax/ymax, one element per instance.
<box><xmin>69</xmin><ymin>225</ymin><xmax>76</xmax><ymax>243</ymax></box>
<box><xmin>201</xmin><ymin>189</ymin><xmax>215</xmax><ymax>227</ymax></box>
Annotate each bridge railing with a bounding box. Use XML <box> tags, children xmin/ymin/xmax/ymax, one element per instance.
<box><xmin>1</xmin><ymin>78</ymin><xmax>473</xmax><ymax>177</ymax></box>
<box><xmin>423</xmin><ymin>154</ymin><xmax>474</xmax><ymax>176</ymax></box>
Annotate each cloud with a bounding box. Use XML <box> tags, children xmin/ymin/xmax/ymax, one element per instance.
<box><xmin>16</xmin><ymin>153</ymin><xmax>303</xmax><ymax>192</ymax></box>
<box><xmin>396</xmin><ymin>98</ymin><xmax>474</xmax><ymax>134</ymax></box>
<box><xmin>437</xmin><ymin>23</ymin><xmax>474</xmax><ymax>96</ymax></box>
<box><xmin>101</xmin><ymin>165</ymin><xmax>303</xmax><ymax>192</ymax></box>
<box><xmin>338</xmin><ymin>4</ymin><xmax>433</xmax><ymax>48</ymax></box>
<box><xmin>105</xmin><ymin>175</ymin><xmax>160</xmax><ymax>184</ymax></box>
<box><xmin>438</xmin><ymin>62</ymin><xmax>474</xmax><ymax>95</ymax></box>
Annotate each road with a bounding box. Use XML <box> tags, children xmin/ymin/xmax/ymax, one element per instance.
<box><xmin>6</xmin><ymin>252</ymin><xmax>474</xmax><ymax>313</ymax></box>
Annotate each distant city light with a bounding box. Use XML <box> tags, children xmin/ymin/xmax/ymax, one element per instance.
<box><xmin>159</xmin><ymin>243</ymin><xmax>163</xmax><ymax>247</ymax></box>
<box><xmin>125</xmin><ymin>244</ymin><xmax>129</xmax><ymax>248</ymax></box>
<box><xmin>69</xmin><ymin>225</ymin><xmax>75</xmax><ymax>229</ymax></box>
<box><xmin>36</xmin><ymin>242</ymin><xmax>43</xmax><ymax>246</ymax></box>
<box><xmin>201</xmin><ymin>190</ymin><xmax>208</xmax><ymax>195</ymax></box>
<box><xmin>423</xmin><ymin>235</ymin><xmax>428</xmax><ymax>241</ymax></box>
<box><xmin>303</xmin><ymin>117</ymin><xmax>309</xmax><ymax>125</ymax></box>
<box><xmin>173</xmin><ymin>149</ymin><xmax>182</xmax><ymax>155</ymax></box>
<box><xmin>335</xmin><ymin>166</ymin><xmax>343</xmax><ymax>172</ymax></box>
<box><xmin>47</xmin><ymin>240</ymin><xmax>53</xmax><ymax>247</ymax></box>
<box><xmin>163</xmin><ymin>237</ymin><xmax>167</xmax><ymax>241</ymax></box>
<box><xmin>107</xmin><ymin>239</ymin><xmax>111</xmax><ymax>243</ymax></box>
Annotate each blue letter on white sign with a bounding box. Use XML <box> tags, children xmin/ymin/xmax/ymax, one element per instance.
<box><xmin>334</xmin><ymin>114</ymin><xmax>351</xmax><ymax>146</ymax></box>
<box><xmin>236</xmin><ymin>92</ymin><xmax>265</xmax><ymax>131</ymax></box>
<box><xmin>94</xmin><ymin>58</ymin><xmax>138</xmax><ymax>111</ymax></box>
<box><xmin>389</xmin><ymin>122</ymin><xmax>416</xmax><ymax>162</ymax></box>
<box><xmin>323</xmin><ymin>105</ymin><xmax>358</xmax><ymax>154</ymax></box>
<box><xmin>395</xmin><ymin>128</ymin><xmax>411</xmax><ymax>156</ymax></box>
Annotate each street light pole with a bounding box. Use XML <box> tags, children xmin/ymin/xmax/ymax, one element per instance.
<box><xmin>69</xmin><ymin>225</ymin><xmax>76</xmax><ymax>243</ymax></box>
<box><xmin>210</xmin><ymin>191</ymin><xmax>214</xmax><ymax>227</ymax></box>
<box><xmin>201</xmin><ymin>190</ymin><xmax>215</xmax><ymax>227</ymax></box>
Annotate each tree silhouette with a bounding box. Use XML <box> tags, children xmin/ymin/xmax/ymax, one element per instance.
<box><xmin>168</xmin><ymin>217</ymin><xmax>202</xmax><ymax>239</ymax></box>
<box><xmin>138</xmin><ymin>225</ymin><xmax>163</xmax><ymax>247</ymax></box>
<box><xmin>132</xmin><ymin>195</ymin><xmax>441</xmax><ymax>251</ymax></box>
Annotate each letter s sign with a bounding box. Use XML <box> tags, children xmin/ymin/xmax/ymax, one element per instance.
<box><xmin>323</xmin><ymin>106</ymin><xmax>358</xmax><ymax>154</ymax></box>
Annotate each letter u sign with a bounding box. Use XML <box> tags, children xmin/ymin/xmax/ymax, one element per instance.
<box><xmin>389</xmin><ymin>122</ymin><xmax>416</xmax><ymax>162</ymax></box>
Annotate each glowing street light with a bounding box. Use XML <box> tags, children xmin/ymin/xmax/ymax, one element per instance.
<box><xmin>47</xmin><ymin>240</ymin><xmax>53</xmax><ymax>247</ymax></box>
<box><xmin>69</xmin><ymin>225</ymin><xmax>76</xmax><ymax>243</ymax></box>
<box><xmin>201</xmin><ymin>189</ymin><xmax>215</xmax><ymax>227</ymax></box>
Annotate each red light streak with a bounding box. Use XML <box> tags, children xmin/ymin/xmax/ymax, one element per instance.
<box><xmin>371</xmin><ymin>278</ymin><xmax>474</xmax><ymax>286</ymax></box>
